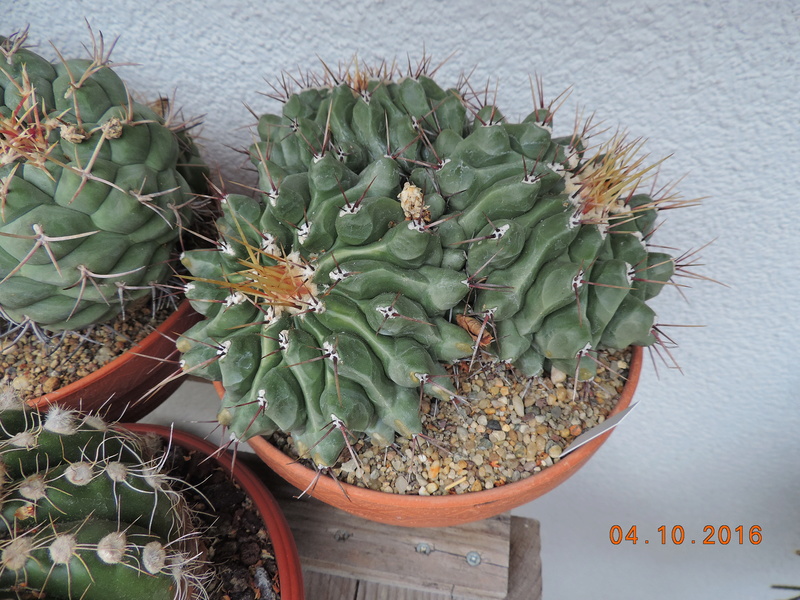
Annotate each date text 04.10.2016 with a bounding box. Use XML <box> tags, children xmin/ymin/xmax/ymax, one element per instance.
<box><xmin>609</xmin><ymin>525</ymin><xmax>763</xmax><ymax>545</ymax></box>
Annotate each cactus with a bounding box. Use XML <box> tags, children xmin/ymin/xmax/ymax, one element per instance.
<box><xmin>0</xmin><ymin>390</ymin><xmax>207</xmax><ymax>600</ymax></box>
<box><xmin>178</xmin><ymin>60</ymin><xmax>697</xmax><ymax>466</ymax></box>
<box><xmin>0</xmin><ymin>28</ymin><xmax>207</xmax><ymax>333</ymax></box>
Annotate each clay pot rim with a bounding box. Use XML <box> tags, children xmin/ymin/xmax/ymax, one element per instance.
<box><xmin>123</xmin><ymin>422</ymin><xmax>304</xmax><ymax>600</ymax></box>
<box><xmin>222</xmin><ymin>345</ymin><xmax>642</xmax><ymax>510</ymax></box>
<box><xmin>28</xmin><ymin>299</ymin><xmax>193</xmax><ymax>408</ymax></box>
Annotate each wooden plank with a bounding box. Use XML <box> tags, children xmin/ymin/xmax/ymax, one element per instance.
<box><xmin>356</xmin><ymin>580</ymin><xmax>473</xmax><ymax>599</ymax></box>
<box><xmin>303</xmin><ymin>569</ymin><xmax>358</xmax><ymax>600</ymax></box>
<box><xmin>277</xmin><ymin>493</ymin><xmax>511</xmax><ymax>599</ymax></box>
<box><xmin>302</xmin><ymin>518</ymin><xmax>545</xmax><ymax>600</ymax></box>
<box><xmin>507</xmin><ymin>517</ymin><xmax>542</xmax><ymax>600</ymax></box>
<box><xmin>237</xmin><ymin>457</ymin><xmax>541</xmax><ymax>600</ymax></box>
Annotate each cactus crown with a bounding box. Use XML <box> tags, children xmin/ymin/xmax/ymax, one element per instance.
<box><xmin>0</xmin><ymin>389</ymin><xmax>209</xmax><ymax>600</ymax></box>
<box><xmin>178</xmin><ymin>58</ymin><xmax>703</xmax><ymax>467</ymax></box>
<box><xmin>0</xmin><ymin>27</ymin><xmax>208</xmax><ymax>335</ymax></box>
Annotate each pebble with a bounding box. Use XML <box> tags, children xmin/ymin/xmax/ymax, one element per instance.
<box><xmin>512</xmin><ymin>395</ymin><xmax>525</xmax><ymax>417</ymax></box>
<box><xmin>272</xmin><ymin>348</ymin><xmax>631</xmax><ymax>496</ymax></box>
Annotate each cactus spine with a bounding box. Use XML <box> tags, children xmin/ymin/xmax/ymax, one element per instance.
<box><xmin>179</xmin><ymin>60</ymin><xmax>696</xmax><ymax>466</ymax></box>
<box><xmin>0</xmin><ymin>28</ymin><xmax>207</xmax><ymax>332</ymax></box>
<box><xmin>0</xmin><ymin>392</ymin><xmax>206</xmax><ymax>600</ymax></box>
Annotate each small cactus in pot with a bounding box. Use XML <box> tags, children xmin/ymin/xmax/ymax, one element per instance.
<box><xmin>0</xmin><ymin>390</ymin><xmax>208</xmax><ymax>599</ymax></box>
<box><xmin>178</xmin><ymin>59</ymin><xmax>702</xmax><ymax>468</ymax></box>
<box><xmin>0</xmin><ymin>27</ymin><xmax>208</xmax><ymax>335</ymax></box>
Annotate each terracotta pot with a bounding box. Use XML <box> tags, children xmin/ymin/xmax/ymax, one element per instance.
<box><xmin>217</xmin><ymin>345</ymin><xmax>643</xmax><ymax>528</ymax></box>
<box><xmin>27</xmin><ymin>300</ymin><xmax>201</xmax><ymax>422</ymax></box>
<box><xmin>123</xmin><ymin>422</ymin><xmax>304</xmax><ymax>600</ymax></box>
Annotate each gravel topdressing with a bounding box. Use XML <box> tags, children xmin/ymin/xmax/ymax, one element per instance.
<box><xmin>271</xmin><ymin>347</ymin><xmax>632</xmax><ymax>496</ymax></box>
<box><xmin>0</xmin><ymin>302</ymin><xmax>172</xmax><ymax>399</ymax></box>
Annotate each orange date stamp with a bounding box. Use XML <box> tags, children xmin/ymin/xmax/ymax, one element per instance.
<box><xmin>609</xmin><ymin>525</ymin><xmax>762</xmax><ymax>545</ymax></box>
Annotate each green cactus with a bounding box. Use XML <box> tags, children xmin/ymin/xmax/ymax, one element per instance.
<box><xmin>0</xmin><ymin>391</ymin><xmax>207</xmax><ymax>600</ymax></box>
<box><xmin>179</xmin><ymin>61</ymin><xmax>694</xmax><ymax>466</ymax></box>
<box><xmin>0</xmin><ymin>28</ymin><xmax>207</xmax><ymax>332</ymax></box>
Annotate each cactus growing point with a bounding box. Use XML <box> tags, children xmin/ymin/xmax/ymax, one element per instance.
<box><xmin>178</xmin><ymin>59</ymin><xmax>701</xmax><ymax>467</ymax></box>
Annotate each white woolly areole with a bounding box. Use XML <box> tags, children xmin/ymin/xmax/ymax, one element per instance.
<box><xmin>563</xmin><ymin>174</ymin><xmax>582</xmax><ymax>200</ymax></box>
<box><xmin>261</xmin><ymin>233</ymin><xmax>278</xmax><ymax>254</ymax></box>
<box><xmin>0</xmin><ymin>386</ymin><xmax>21</xmax><ymax>411</ymax></box>
<box><xmin>224</xmin><ymin>291</ymin><xmax>247</xmax><ymax>307</ymax></box>
<box><xmin>2</xmin><ymin>536</ymin><xmax>33</xmax><ymax>570</ymax></box>
<box><xmin>143</xmin><ymin>540</ymin><xmax>167</xmax><ymax>574</ymax></box>
<box><xmin>44</xmin><ymin>407</ymin><xmax>79</xmax><ymax>435</ymax></box>
<box><xmin>322</xmin><ymin>341</ymin><xmax>339</xmax><ymax>363</ymax></box>
<box><xmin>261</xmin><ymin>304</ymin><xmax>277</xmax><ymax>325</ymax></box>
<box><xmin>257</xmin><ymin>389</ymin><xmax>268</xmax><ymax>408</ymax></box>
<box><xmin>329</xmin><ymin>266</ymin><xmax>349</xmax><ymax>282</ymax></box>
<box><xmin>297</xmin><ymin>221</ymin><xmax>311</xmax><ymax>243</ymax></box>
<box><xmin>568</xmin><ymin>209</ymin><xmax>583</xmax><ymax>229</ymax></box>
<box><xmin>8</xmin><ymin>431</ymin><xmax>36</xmax><ymax>449</ymax></box>
<box><xmin>626</xmin><ymin>263</ymin><xmax>636</xmax><ymax>285</ymax></box>
<box><xmin>142</xmin><ymin>464</ymin><xmax>167</xmax><ymax>491</ymax></box>
<box><xmin>278</xmin><ymin>330</ymin><xmax>289</xmax><ymax>350</ymax></box>
<box><xmin>572</xmin><ymin>270</ymin><xmax>585</xmax><ymax>291</ymax></box>
<box><xmin>338</xmin><ymin>202</ymin><xmax>361</xmax><ymax>217</ymax></box>
<box><xmin>97</xmin><ymin>531</ymin><xmax>127</xmax><ymax>564</ymax></box>
<box><xmin>217</xmin><ymin>340</ymin><xmax>231</xmax><ymax>358</ymax></box>
<box><xmin>19</xmin><ymin>474</ymin><xmax>47</xmax><ymax>500</ymax></box>
<box><xmin>49</xmin><ymin>533</ymin><xmax>77</xmax><ymax>564</ymax></box>
<box><xmin>105</xmin><ymin>461</ymin><xmax>128</xmax><ymax>482</ymax></box>
<box><xmin>219</xmin><ymin>240</ymin><xmax>235</xmax><ymax>256</ymax></box>
<box><xmin>82</xmin><ymin>414</ymin><xmax>109</xmax><ymax>431</ymax></box>
<box><xmin>491</xmin><ymin>224</ymin><xmax>510</xmax><ymax>239</ymax></box>
<box><xmin>522</xmin><ymin>171</ymin><xmax>542</xmax><ymax>185</ymax></box>
<box><xmin>565</xmin><ymin>146</ymin><xmax>581</xmax><ymax>170</ymax></box>
<box><xmin>64</xmin><ymin>462</ymin><xmax>94</xmax><ymax>486</ymax></box>
<box><xmin>305</xmin><ymin>295</ymin><xmax>326</xmax><ymax>314</ymax></box>
<box><xmin>376</xmin><ymin>306</ymin><xmax>399</xmax><ymax>319</ymax></box>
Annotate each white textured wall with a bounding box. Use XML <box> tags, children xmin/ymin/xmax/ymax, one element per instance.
<box><xmin>7</xmin><ymin>1</ymin><xmax>799</xmax><ymax>598</ymax></box>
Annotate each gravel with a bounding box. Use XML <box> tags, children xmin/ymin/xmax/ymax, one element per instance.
<box><xmin>271</xmin><ymin>348</ymin><xmax>632</xmax><ymax>495</ymax></box>
<box><xmin>0</xmin><ymin>302</ymin><xmax>172</xmax><ymax>399</ymax></box>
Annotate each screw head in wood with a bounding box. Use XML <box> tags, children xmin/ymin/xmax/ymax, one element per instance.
<box><xmin>465</xmin><ymin>551</ymin><xmax>482</xmax><ymax>566</ymax></box>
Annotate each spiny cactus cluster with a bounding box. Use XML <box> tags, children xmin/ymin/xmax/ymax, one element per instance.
<box><xmin>0</xmin><ymin>28</ymin><xmax>207</xmax><ymax>333</ymax></box>
<box><xmin>178</xmin><ymin>59</ymin><xmax>697</xmax><ymax>466</ymax></box>
<box><xmin>0</xmin><ymin>391</ymin><xmax>207</xmax><ymax>600</ymax></box>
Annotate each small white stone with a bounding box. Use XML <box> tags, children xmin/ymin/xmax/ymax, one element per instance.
<box><xmin>550</xmin><ymin>367</ymin><xmax>567</xmax><ymax>385</ymax></box>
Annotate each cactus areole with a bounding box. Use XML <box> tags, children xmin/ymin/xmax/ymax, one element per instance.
<box><xmin>0</xmin><ymin>29</ymin><xmax>206</xmax><ymax>332</ymax></box>
<box><xmin>179</xmin><ymin>61</ymin><xmax>693</xmax><ymax>467</ymax></box>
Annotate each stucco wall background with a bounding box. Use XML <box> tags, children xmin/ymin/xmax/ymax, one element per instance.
<box><xmin>6</xmin><ymin>1</ymin><xmax>798</xmax><ymax>598</ymax></box>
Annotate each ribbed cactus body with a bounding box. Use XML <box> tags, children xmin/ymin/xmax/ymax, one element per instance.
<box><xmin>0</xmin><ymin>400</ymin><xmax>202</xmax><ymax>600</ymax></box>
<box><xmin>0</xmin><ymin>31</ymin><xmax>205</xmax><ymax>331</ymax></box>
<box><xmin>180</xmin><ymin>67</ymin><xmax>676</xmax><ymax>466</ymax></box>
